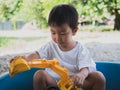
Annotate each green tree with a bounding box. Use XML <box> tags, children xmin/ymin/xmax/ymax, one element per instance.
<box><xmin>16</xmin><ymin>0</ymin><xmax>69</xmax><ymax>29</ymax></box>
<box><xmin>0</xmin><ymin>0</ymin><xmax>23</xmax><ymax>21</ymax></box>
<box><xmin>2</xmin><ymin>0</ymin><xmax>119</xmax><ymax>30</ymax></box>
<box><xmin>80</xmin><ymin>0</ymin><xmax>120</xmax><ymax>30</ymax></box>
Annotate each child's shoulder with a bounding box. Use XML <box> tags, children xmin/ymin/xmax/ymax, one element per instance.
<box><xmin>76</xmin><ymin>41</ymin><xmax>83</xmax><ymax>48</ymax></box>
<box><xmin>41</xmin><ymin>40</ymin><xmax>58</xmax><ymax>49</ymax></box>
<box><xmin>76</xmin><ymin>41</ymin><xmax>89</xmax><ymax>51</ymax></box>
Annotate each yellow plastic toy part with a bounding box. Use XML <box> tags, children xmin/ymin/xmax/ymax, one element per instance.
<box><xmin>9</xmin><ymin>56</ymin><xmax>30</xmax><ymax>77</ymax></box>
<box><xmin>9</xmin><ymin>56</ymin><xmax>80</xmax><ymax>90</ymax></box>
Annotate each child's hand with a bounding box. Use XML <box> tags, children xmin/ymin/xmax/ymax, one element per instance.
<box><xmin>72</xmin><ymin>72</ymin><xmax>86</xmax><ymax>87</ymax></box>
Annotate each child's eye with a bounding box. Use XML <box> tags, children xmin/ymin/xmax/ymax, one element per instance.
<box><xmin>51</xmin><ymin>32</ymin><xmax>56</xmax><ymax>35</ymax></box>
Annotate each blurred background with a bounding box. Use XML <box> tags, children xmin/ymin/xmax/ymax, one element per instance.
<box><xmin>0</xmin><ymin>0</ymin><xmax>120</xmax><ymax>74</ymax></box>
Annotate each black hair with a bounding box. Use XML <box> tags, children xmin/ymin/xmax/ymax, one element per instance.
<box><xmin>48</xmin><ymin>4</ymin><xmax>78</xmax><ymax>30</ymax></box>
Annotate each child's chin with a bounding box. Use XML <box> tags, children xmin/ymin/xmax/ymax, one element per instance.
<box><xmin>59</xmin><ymin>44</ymin><xmax>67</xmax><ymax>48</ymax></box>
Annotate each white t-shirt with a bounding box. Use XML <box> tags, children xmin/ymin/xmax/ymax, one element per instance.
<box><xmin>37</xmin><ymin>40</ymin><xmax>96</xmax><ymax>80</ymax></box>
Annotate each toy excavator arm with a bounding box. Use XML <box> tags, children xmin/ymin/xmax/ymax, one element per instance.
<box><xmin>9</xmin><ymin>56</ymin><xmax>80</xmax><ymax>90</ymax></box>
<box><xmin>28</xmin><ymin>59</ymin><xmax>69</xmax><ymax>82</ymax></box>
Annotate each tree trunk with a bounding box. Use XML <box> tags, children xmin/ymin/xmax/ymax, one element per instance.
<box><xmin>114</xmin><ymin>9</ymin><xmax>120</xmax><ymax>30</ymax></box>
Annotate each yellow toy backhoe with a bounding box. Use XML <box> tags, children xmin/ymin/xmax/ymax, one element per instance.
<box><xmin>9</xmin><ymin>56</ymin><xmax>80</xmax><ymax>90</ymax></box>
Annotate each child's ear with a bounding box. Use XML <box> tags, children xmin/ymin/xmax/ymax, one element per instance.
<box><xmin>72</xmin><ymin>27</ymin><xmax>78</xmax><ymax>35</ymax></box>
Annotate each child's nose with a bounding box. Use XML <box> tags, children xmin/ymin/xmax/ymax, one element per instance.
<box><xmin>56</xmin><ymin>35</ymin><xmax>62</xmax><ymax>42</ymax></box>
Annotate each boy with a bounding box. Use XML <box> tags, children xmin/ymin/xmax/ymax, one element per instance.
<box><xmin>11</xmin><ymin>4</ymin><xmax>106</xmax><ymax>90</ymax></box>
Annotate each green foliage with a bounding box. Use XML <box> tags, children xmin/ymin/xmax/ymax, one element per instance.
<box><xmin>0</xmin><ymin>0</ymin><xmax>120</xmax><ymax>30</ymax></box>
<box><xmin>0</xmin><ymin>36</ymin><xmax>47</xmax><ymax>47</ymax></box>
<box><xmin>15</xmin><ymin>0</ymin><xmax>69</xmax><ymax>29</ymax></box>
<box><xmin>99</xmin><ymin>26</ymin><xmax>113</xmax><ymax>32</ymax></box>
<box><xmin>0</xmin><ymin>0</ymin><xmax>23</xmax><ymax>21</ymax></box>
<box><xmin>0</xmin><ymin>2</ymin><xmax>10</xmax><ymax>20</ymax></box>
<box><xmin>76</xmin><ymin>0</ymin><xmax>120</xmax><ymax>30</ymax></box>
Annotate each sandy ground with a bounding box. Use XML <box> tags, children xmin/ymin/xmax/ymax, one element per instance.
<box><xmin>0</xmin><ymin>29</ymin><xmax>120</xmax><ymax>74</ymax></box>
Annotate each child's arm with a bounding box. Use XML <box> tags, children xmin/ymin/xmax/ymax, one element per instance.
<box><xmin>25</xmin><ymin>51</ymin><xmax>40</xmax><ymax>61</ymax></box>
<box><xmin>72</xmin><ymin>67</ymin><xmax>89</xmax><ymax>87</ymax></box>
<box><xmin>10</xmin><ymin>51</ymin><xmax>40</xmax><ymax>63</ymax></box>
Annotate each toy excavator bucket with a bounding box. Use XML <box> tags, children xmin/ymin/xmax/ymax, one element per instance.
<box><xmin>9</xmin><ymin>56</ymin><xmax>30</xmax><ymax>77</ymax></box>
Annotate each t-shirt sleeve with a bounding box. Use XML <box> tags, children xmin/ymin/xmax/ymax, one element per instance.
<box><xmin>77</xmin><ymin>46</ymin><xmax>96</xmax><ymax>73</ymax></box>
<box><xmin>37</xmin><ymin>43</ymin><xmax>50</xmax><ymax>60</ymax></box>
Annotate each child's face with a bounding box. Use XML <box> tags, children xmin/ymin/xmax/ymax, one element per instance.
<box><xmin>50</xmin><ymin>23</ymin><xmax>77</xmax><ymax>50</ymax></box>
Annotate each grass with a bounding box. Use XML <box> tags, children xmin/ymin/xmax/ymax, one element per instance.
<box><xmin>79</xmin><ymin>25</ymin><xmax>113</xmax><ymax>32</ymax></box>
<box><xmin>0</xmin><ymin>37</ymin><xmax>9</xmax><ymax>47</ymax></box>
<box><xmin>0</xmin><ymin>36</ymin><xmax>47</xmax><ymax>47</ymax></box>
